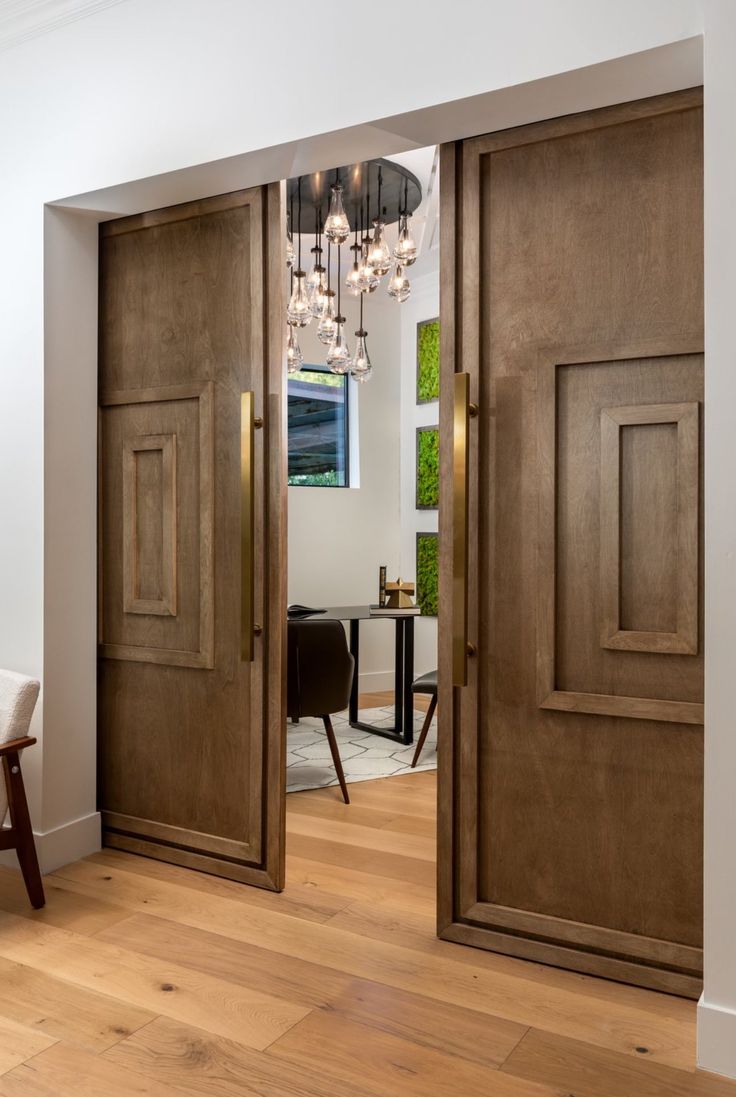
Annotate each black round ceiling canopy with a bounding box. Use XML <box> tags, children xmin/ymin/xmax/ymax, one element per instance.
<box><xmin>287</xmin><ymin>158</ymin><xmax>422</xmax><ymax>231</ymax></box>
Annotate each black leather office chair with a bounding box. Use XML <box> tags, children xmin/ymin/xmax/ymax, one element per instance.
<box><xmin>411</xmin><ymin>669</ymin><xmax>437</xmax><ymax>768</ymax></box>
<box><xmin>287</xmin><ymin>619</ymin><xmax>355</xmax><ymax>804</ymax></box>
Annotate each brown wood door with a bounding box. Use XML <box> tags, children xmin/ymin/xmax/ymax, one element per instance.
<box><xmin>98</xmin><ymin>186</ymin><xmax>286</xmax><ymax>889</ymax></box>
<box><xmin>438</xmin><ymin>90</ymin><xmax>704</xmax><ymax>995</ymax></box>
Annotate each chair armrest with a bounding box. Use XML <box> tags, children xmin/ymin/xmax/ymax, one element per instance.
<box><xmin>0</xmin><ymin>737</ymin><xmax>36</xmax><ymax>757</ymax></box>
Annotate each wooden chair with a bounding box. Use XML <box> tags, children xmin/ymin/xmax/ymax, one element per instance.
<box><xmin>287</xmin><ymin>620</ymin><xmax>355</xmax><ymax>804</ymax></box>
<box><xmin>411</xmin><ymin>669</ymin><xmax>437</xmax><ymax>768</ymax></box>
<box><xmin>0</xmin><ymin>670</ymin><xmax>45</xmax><ymax>908</ymax></box>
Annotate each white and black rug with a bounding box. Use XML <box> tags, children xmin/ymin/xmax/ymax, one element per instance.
<box><xmin>286</xmin><ymin>706</ymin><xmax>437</xmax><ymax>794</ymax></box>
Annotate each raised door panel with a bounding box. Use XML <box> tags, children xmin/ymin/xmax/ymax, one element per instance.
<box><xmin>100</xmin><ymin>383</ymin><xmax>214</xmax><ymax>668</ymax></box>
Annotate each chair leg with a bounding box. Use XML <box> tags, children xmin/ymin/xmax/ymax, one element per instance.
<box><xmin>322</xmin><ymin>716</ymin><xmax>350</xmax><ymax>805</ymax></box>
<box><xmin>411</xmin><ymin>694</ymin><xmax>437</xmax><ymax>769</ymax></box>
<box><xmin>3</xmin><ymin>753</ymin><xmax>45</xmax><ymax>909</ymax></box>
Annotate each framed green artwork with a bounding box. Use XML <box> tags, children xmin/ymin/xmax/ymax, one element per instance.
<box><xmin>416</xmin><ymin>317</ymin><xmax>440</xmax><ymax>404</ymax></box>
<box><xmin>416</xmin><ymin>532</ymin><xmax>439</xmax><ymax>617</ymax></box>
<box><xmin>416</xmin><ymin>425</ymin><xmax>439</xmax><ymax>510</ymax></box>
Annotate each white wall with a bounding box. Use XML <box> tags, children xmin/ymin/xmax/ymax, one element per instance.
<box><xmin>4</xmin><ymin>1</ymin><xmax>733</xmax><ymax>1072</ymax></box>
<box><xmin>288</xmin><ymin>290</ymin><xmax>402</xmax><ymax>691</ymax></box>
<box><xmin>698</xmin><ymin>0</ymin><xmax>736</xmax><ymax>1077</ymax></box>
<box><xmin>400</xmin><ymin>272</ymin><xmax>440</xmax><ymax>679</ymax></box>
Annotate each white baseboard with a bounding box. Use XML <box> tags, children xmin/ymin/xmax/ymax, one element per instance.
<box><xmin>698</xmin><ymin>995</ymin><xmax>736</xmax><ymax>1079</ymax></box>
<box><xmin>0</xmin><ymin>811</ymin><xmax>101</xmax><ymax>876</ymax></box>
<box><xmin>357</xmin><ymin>670</ymin><xmax>396</xmax><ymax>694</ymax></box>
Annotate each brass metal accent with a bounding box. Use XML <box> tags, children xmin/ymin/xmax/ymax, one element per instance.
<box><xmin>254</xmin><ymin>624</ymin><xmax>263</xmax><ymax>635</ymax></box>
<box><xmin>467</xmin><ymin>642</ymin><xmax>477</xmax><ymax>657</ymax></box>
<box><xmin>469</xmin><ymin>403</ymin><xmax>479</xmax><ymax>418</ymax></box>
<box><xmin>453</xmin><ymin>373</ymin><xmax>471</xmax><ymax>686</ymax></box>
<box><xmin>241</xmin><ymin>392</ymin><xmax>256</xmax><ymax>662</ymax></box>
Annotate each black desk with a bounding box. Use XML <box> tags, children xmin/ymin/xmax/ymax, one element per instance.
<box><xmin>290</xmin><ymin>605</ymin><xmax>416</xmax><ymax>746</ymax></box>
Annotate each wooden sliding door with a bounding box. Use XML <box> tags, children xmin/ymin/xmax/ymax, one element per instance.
<box><xmin>98</xmin><ymin>186</ymin><xmax>286</xmax><ymax>889</ymax></box>
<box><xmin>438</xmin><ymin>90</ymin><xmax>704</xmax><ymax>994</ymax></box>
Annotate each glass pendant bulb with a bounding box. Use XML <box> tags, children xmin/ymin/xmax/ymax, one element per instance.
<box><xmin>394</xmin><ymin>212</ymin><xmax>417</xmax><ymax>266</ymax></box>
<box><xmin>309</xmin><ymin>269</ymin><xmax>329</xmax><ymax>317</ymax></box>
<box><xmin>317</xmin><ymin>290</ymin><xmax>336</xmax><ymax>344</ymax></box>
<box><xmin>327</xmin><ymin>317</ymin><xmax>351</xmax><ymax>374</ymax></box>
<box><xmin>345</xmin><ymin>243</ymin><xmax>362</xmax><ymax>296</ymax></box>
<box><xmin>356</xmin><ymin>236</ymin><xmax>379</xmax><ymax>293</ymax></box>
<box><xmin>388</xmin><ymin>263</ymin><xmax>411</xmax><ymax>303</ymax></box>
<box><xmin>367</xmin><ymin>219</ymin><xmax>391</xmax><ymax>277</ymax></box>
<box><xmin>286</xmin><ymin>269</ymin><xmax>312</xmax><ymax>327</ymax></box>
<box><xmin>324</xmin><ymin>183</ymin><xmax>350</xmax><ymax>244</ymax></box>
<box><xmin>350</xmin><ymin>329</ymin><xmax>372</xmax><ymax>383</ymax></box>
<box><xmin>286</xmin><ymin>326</ymin><xmax>303</xmax><ymax>374</ymax></box>
<box><xmin>306</xmin><ymin>250</ymin><xmax>324</xmax><ymax>290</ymax></box>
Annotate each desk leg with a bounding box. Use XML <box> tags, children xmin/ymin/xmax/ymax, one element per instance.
<box><xmin>394</xmin><ymin>618</ymin><xmax>404</xmax><ymax>740</ymax></box>
<box><xmin>403</xmin><ymin>616</ymin><xmax>415</xmax><ymax>745</ymax></box>
<box><xmin>349</xmin><ymin>619</ymin><xmax>359</xmax><ymax>724</ymax></box>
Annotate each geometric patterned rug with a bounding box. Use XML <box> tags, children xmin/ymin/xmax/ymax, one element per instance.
<box><xmin>286</xmin><ymin>705</ymin><xmax>437</xmax><ymax>794</ymax></box>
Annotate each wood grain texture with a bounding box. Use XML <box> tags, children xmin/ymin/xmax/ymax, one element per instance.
<box><xmin>0</xmin><ymin>773</ymin><xmax>730</xmax><ymax>1097</ymax></box>
<box><xmin>439</xmin><ymin>89</ymin><xmax>704</xmax><ymax>992</ymax></box>
<box><xmin>98</xmin><ymin>185</ymin><xmax>285</xmax><ymax>888</ymax></box>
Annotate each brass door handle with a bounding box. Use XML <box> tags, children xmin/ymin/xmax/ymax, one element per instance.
<box><xmin>453</xmin><ymin>373</ymin><xmax>473</xmax><ymax>686</ymax></box>
<box><xmin>240</xmin><ymin>392</ymin><xmax>258</xmax><ymax>661</ymax></box>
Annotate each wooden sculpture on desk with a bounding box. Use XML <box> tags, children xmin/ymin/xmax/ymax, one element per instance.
<box><xmin>384</xmin><ymin>578</ymin><xmax>416</xmax><ymax>609</ymax></box>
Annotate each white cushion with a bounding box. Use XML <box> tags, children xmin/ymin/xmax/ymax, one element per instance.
<box><xmin>0</xmin><ymin>669</ymin><xmax>40</xmax><ymax>822</ymax></box>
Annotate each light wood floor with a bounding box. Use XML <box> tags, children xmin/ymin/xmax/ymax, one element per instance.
<box><xmin>0</xmin><ymin>721</ymin><xmax>732</xmax><ymax>1094</ymax></box>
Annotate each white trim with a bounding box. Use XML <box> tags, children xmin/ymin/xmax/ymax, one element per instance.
<box><xmin>698</xmin><ymin>997</ymin><xmax>736</xmax><ymax>1079</ymax></box>
<box><xmin>0</xmin><ymin>0</ymin><xmax>128</xmax><ymax>53</ymax></box>
<box><xmin>357</xmin><ymin>670</ymin><xmax>396</xmax><ymax>694</ymax></box>
<box><xmin>0</xmin><ymin>811</ymin><xmax>100</xmax><ymax>875</ymax></box>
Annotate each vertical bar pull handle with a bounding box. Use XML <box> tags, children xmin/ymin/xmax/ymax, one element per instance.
<box><xmin>241</xmin><ymin>391</ymin><xmax>256</xmax><ymax>662</ymax></box>
<box><xmin>453</xmin><ymin>373</ymin><xmax>471</xmax><ymax>686</ymax></box>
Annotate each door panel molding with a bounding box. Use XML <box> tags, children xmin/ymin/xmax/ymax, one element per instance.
<box><xmin>535</xmin><ymin>349</ymin><xmax>704</xmax><ymax>725</ymax></box>
<box><xmin>122</xmin><ymin>432</ymin><xmax>178</xmax><ymax>618</ymax></box>
<box><xmin>99</xmin><ymin>380</ymin><xmax>214</xmax><ymax>669</ymax></box>
<box><xmin>600</xmin><ymin>401</ymin><xmax>699</xmax><ymax>655</ymax></box>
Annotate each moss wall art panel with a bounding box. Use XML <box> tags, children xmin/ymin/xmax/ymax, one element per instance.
<box><xmin>416</xmin><ymin>318</ymin><xmax>440</xmax><ymax>404</ymax></box>
<box><xmin>416</xmin><ymin>426</ymin><xmax>439</xmax><ymax>510</ymax></box>
<box><xmin>416</xmin><ymin>532</ymin><xmax>439</xmax><ymax>617</ymax></box>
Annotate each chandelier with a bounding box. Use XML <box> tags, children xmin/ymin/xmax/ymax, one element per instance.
<box><xmin>285</xmin><ymin>159</ymin><xmax>421</xmax><ymax>382</ymax></box>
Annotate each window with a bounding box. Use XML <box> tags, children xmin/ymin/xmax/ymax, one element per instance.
<box><xmin>287</xmin><ymin>366</ymin><xmax>350</xmax><ymax>487</ymax></box>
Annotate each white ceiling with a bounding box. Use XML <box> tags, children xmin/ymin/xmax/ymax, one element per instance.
<box><xmin>0</xmin><ymin>0</ymin><xmax>127</xmax><ymax>52</ymax></box>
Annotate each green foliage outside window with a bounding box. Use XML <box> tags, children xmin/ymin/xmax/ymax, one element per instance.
<box><xmin>416</xmin><ymin>318</ymin><xmax>440</xmax><ymax>404</ymax></box>
<box><xmin>416</xmin><ymin>426</ymin><xmax>439</xmax><ymax>509</ymax></box>
<box><xmin>416</xmin><ymin>533</ymin><xmax>439</xmax><ymax>617</ymax></box>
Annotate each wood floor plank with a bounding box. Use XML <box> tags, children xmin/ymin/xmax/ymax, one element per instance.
<box><xmin>0</xmin><ymin>912</ymin><xmax>309</xmax><ymax>1050</ymax></box>
<box><xmin>268</xmin><ymin>1010</ymin><xmax>561</xmax><ymax>1097</ymax></box>
<box><xmin>285</xmin><ymin>855</ymin><xmax>436</xmax><ymax>914</ymax></box>
<box><xmin>0</xmin><ymin>1043</ymin><xmax>189</xmax><ymax>1097</ymax></box>
<box><xmin>0</xmin><ymin>1017</ymin><xmax>56</xmax><ymax>1077</ymax></box>
<box><xmin>501</xmin><ymin>1027</ymin><xmax>736</xmax><ymax>1097</ymax></box>
<box><xmin>285</xmin><ymin>831</ymin><xmax>435</xmax><ymax>885</ymax></box>
<box><xmin>0</xmin><ymin>868</ymin><xmax>132</xmax><ymax>936</ymax></box>
<box><xmin>95</xmin><ymin>911</ymin><xmax>527</xmax><ymax>1068</ymax></box>
<box><xmin>85</xmin><ymin>848</ymin><xmax>350</xmax><ymax>923</ymax></box>
<box><xmin>104</xmin><ymin>1015</ymin><xmax>379</xmax><ymax>1097</ymax></box>
<box><xmin>285</xmin><ymin>810</ymin><xmax>436</xmax><ymax>862</ymax></box>
<box><xmin>0</xmin><ymin>955</ymin><xmax>155</xmax><ymax>1053</ymax></box>
<box><xmin>95</xmin><ymin>912</ymin><xmax>356</xmax><ymax>1010</ymax></box>
<box><xmin>46</xmin><ymin>859</ymin><xmax>698</xmax><ymax>1069</ymax></box>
